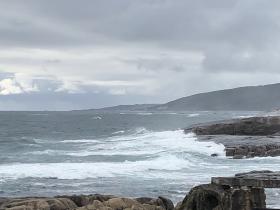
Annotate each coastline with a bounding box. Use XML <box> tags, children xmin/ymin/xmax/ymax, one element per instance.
<box><xmin>185</xmin><ymin>115</ymin><xmax>280</xmax><ymax>159</ymax></box>
<box><xmin>2</xmin><ymin>115</ymin><xmax>280</xmax><ymax>209</ymax></box>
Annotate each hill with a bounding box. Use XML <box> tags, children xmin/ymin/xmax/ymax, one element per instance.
<box><xmin>151</xmin><ymin>83</ymin><xmax>280</xmax><ymax>111</ymax></box>
<box><xmin>84</xmin><ymin>104</ymin><xmax>158</xmax><ymax>112</ymax></box>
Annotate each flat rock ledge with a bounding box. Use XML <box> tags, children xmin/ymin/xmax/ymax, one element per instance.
<box><xmin>185</xmin><ymin>116</ymin><xmax>280</xmax><ymax>159</ymax></box>
<box><xmin>0</xmin><ymin>195</ymin><xmax>174</xmax><ymax>210</ymax></box>
<box><xmin>177</xmin><ymin>170</ymin><xmax>280</xmax><ymax>210</ymax></box>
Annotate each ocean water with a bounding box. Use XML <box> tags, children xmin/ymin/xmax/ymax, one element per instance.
<box><xmin>0</xmin><ymin>110</ymin><xmax>280</xmax><ymax>207</ymax></box>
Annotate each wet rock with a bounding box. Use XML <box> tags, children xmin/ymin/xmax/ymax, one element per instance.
<box><xmin>174</xmin><ymin>202</ymin><xmax>182</xmax><ymax>210</ymax></box>
<box><xmin>158</xmin><ymin>197</ymin><xmax>174</xmax><ymax>210</ymax></box>
<box><xmin>195</xmin><ymin>134</ymin><xmax>280</xmax><ymax>158</ymax></box>
<box><xmin>178</xmin><ymin>184</ymin><xmax>231</xmax><ymax>210</ymax></box>
<box><xmin>210</xmin><ymin>153</ymin><xmax>218</xmax><ymax>157</ymax></box>
<box><xmin>266</xmin><ymin>148</ymin><xmax>280</xmax><ymax>157</ymax></box>
<box><xmin>178</xmin><ymin>183</ymin><xmax>266</xmax><ymax>210</ymax></box>
<box><xmin>184</xmin><ymin>116</ymin><xmax>280</xmax><ymax>158</ymax></box>
<box><xmin>186</xmin><ymin>116</ymin><xmax>280</xmax><ymax>136</ymax></box>
<box><xmin>233</xmin><ymin>155</ymin><xmax>245</xmax><ymax>159</ymax></box>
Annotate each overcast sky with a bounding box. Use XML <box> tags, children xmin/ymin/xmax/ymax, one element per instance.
<box><xmin>0</xmin><ymin>0</ymin><xmax>280</xmax><ymax>110</ymax></box>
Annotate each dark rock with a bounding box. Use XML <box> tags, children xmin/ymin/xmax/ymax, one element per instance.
<box><xmin>233</xmin><ymin>155</ymin><xmax>245</xmax><ymax>159</ymax></box>
<box><xmin>178</xmin><ymin>184</ymin><xmax>231</xmax><ymax>210</ymax></box>
<box><xmin>212</xmin><ymin>170</ymin><xmax>280</xmax><ymax>188</ymax></box>
<box><xmin>195</xmin><ymin>135</ymin><xmax>280</xmax><ymax>158</ymax></box>
<box><xmin>266</xmin><ymin>149</ymin><xmax>280</xmax><ymax>157</ymax></box>
<box><xmin>210</xmin><ymin>153</ymin><xmax>218</xmax><ymax>157</ymax></box>
<box><xmin>186</xmin><ymin>116</ymin><xmax>280</xmax><ymax>136</ymax></box>
<box><xmin>178</xmin><ymin>183</ymin><xmax>266</xmax><ymax>210</ymax></box>
<box><xmin>158</xmin><ymin>196</ymin><xmax>174</xmax><ymax>210</ymax></box>
<box><xmin>174</xmin><ymin>201</ymin><xmax>182</xmax><ymax>210</ymax></box>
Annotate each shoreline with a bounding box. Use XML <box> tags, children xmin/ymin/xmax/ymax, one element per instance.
<box><xmin>185</xmin><ymin>115</ymin><xmax>280</xmax><ymax>159</ymax></box>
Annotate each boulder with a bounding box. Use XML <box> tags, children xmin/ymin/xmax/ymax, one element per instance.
<box><xmin>136</xmin><ymin>197</ymin><xmax>173</xmax><ymax>210</ymax></box>
<box><xmin>0</xmin><ymin>198</ymin><xmax>77</xmax><ymax>210</ymax></box>
<box><xmin>58</xmin><ymin>194</ymin><xmax>115</xmax><ymax>207</ymax></box>
<box><xmin>178</xmin><ymin>184</ymin><xmax>266</xmax><ymax>210</ymax></box>
<box><xmin>75</xmin><ymin>200</ymin><xmax>112</xmax><ymax>210</ymax></box>
<box><xmin>0</xmin><ymin>195</ymin><xmax>173</xmax><ymax>210</ymax></box>
<box><xmin>75</xmin><ymin>197</ymin><xmax>168</xmax><ymax>210</ymax></box>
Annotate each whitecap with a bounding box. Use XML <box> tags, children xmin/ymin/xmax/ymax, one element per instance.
<box><xmin>136</xmin><ymin>112</ymin><xmax>153</xmax><ymax>115</ymax></box>
<box><xmin>112</xmin><ymin>130</ymin><xmax>125</xmax><ymax>135</ymax></box>
<box><xmin>64</xmin><ymin>129</ymin><xmax>225</xmax><ymax>157</ymax></box>
<box><xmin>188</xmin><ymin>113</ymin><xmax>200</xmax><ymax>117</ymax></box>
<box><xmin>61</xmin><ymin>139</ymin><xmax>99</xmax><ymax>143</ymax></box>
<box><xmin>236</xmin><ymin>115</ymin><xmax>255</xmax><ymax>119</ymax></box>
<box><xmin>92</xmin><ymin>116</ymin><xmax>102</xmax><ymax>120</ymax></box>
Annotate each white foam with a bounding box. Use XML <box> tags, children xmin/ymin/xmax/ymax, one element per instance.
<box><xmin>92</xmin><ymin>116</ymin><xmax>102</xmax><ymax>120</ymax></box>
<box><xmin>188</xmin><ymin>113</ymin><xmax>200</xmax><ymax>117</ymax></box>
<box><xmin>61</xmin><ymin>130</ymin><xmax>225</xmax><ymax>157</ymax></box>
<box><xmin>3</xmin><ymin>129</ymin><xmax>280</xmax><ymax>183</ymax></box>
<box><xmin>28</xmin><ymin>149</ymin><xmax>61</xmax><ymax>155</ymax></box>
<box><xmin>112</xmin><ymin>130</ymin><xmax>125</xmax><ymax>135</ymax></box>
<box><xmin>61</xmin><ymin>139</ymin><xmax>99</xmax><ymax>143</ymax></box>
<box><xmin>0</xmin><ymin>154</ymin><xmax>195</xmax><ymax>180</ymax></box>
<box><xmin>236</xmin><ymin>115</ymin><xmax>255</xmax><ymax>119</ymax></box>
<box><xmin>136</xmin><ymin>112</ymin><xmax>153</xmax><ymax>115</ymax></box>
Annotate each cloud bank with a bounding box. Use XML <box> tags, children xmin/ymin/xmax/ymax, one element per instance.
<box><xmin>0</xmin><ymin>0</ymin><xmax>280</xmax><ymax>110</ymax></box>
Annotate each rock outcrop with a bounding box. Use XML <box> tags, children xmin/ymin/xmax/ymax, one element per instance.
<box><xmin>0</xmin><ymin>195</ymin><xmax>174</xmax><ymax>210</ymax></box>
<box><xmin>177</xmin><ymin>184</ymin><xmax>266</xmax><ymax>210</ymax></box>
<box><xmin>185</xmin><ymin>116</ymin><xmax>280</xmax><ymax>159</ymax></box>
<box><xmin>176</xmin><ymin>170</ymin><xmax>278</xmax><ymax>210</ymax></box>
<box><xmin>0</xmin><ymin>197</ymin><xmax>77</xmax><ymax>210</ymax></box>
<box><xmin>186</xmin><ymin>116</ymin><xmax>280</xmax><ymax>136</ymax></box>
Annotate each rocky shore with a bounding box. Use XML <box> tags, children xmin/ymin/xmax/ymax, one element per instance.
<box><xmin>1</xmin><ymin>170</ymin><xmax>278</xmax><ymax>210</ymax></box>
<box><xmin>0</xmin><ymin>195</ymin><xmax>175</xmax><ymax>210</ymax></box>
<box><xmin>185</xmin><ymin>116</ymin><xmax>280</xmax><ymax>159</ymax></box>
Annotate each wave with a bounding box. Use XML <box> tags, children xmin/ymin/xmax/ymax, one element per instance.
<box><xmin>2</xmin><ymin>154</ymin><xmax>280</xmax><ymax>181</ymax></box>
<box><xmin>188</xmin><ymin>113</ymin><xmax>200</xmax><ymax>117</ymax></box>
<box><xmin>112</xmin><ymin>130</ymin><xmax>125</xmax><ymax>135</ymax></box>
<box><xmin>30</xmin><ymin>113</ymin><xmax>49</xmax><ymax>116</ymax></box>
<box><xmin>236</xmin><ymin>115</ymin><xmax>255</xmax><ymax>119</ymax></box>
<box><xmin>31</xmin><ymin>129</ymin><xmax>225</xmax><ymax>158</ymax></box>
<box><xmin>61</xmin><ymin>139</ymin><xmax>99</xmax><ymax>143</ymax></box>
<box><xmin>136</xmin><ymin>112</ymin><xmax>153</xmax><ymax>115</ymax></box>
<box><xmin>27</xmin><ymin>149</ymin><xmax>60</xmax><ymax>155</ymax></box>
<box><xmin>3</xmin><ymin>129</ymin><xmax>280</xmax><ymax>182</ymax></box>
<box><xmin>0</xmin><ymin>154</ymin><xmax>217</xmax><ymax>180</ymax></box>
<box><xmin>92</xmin><ymin>116</ymin><xmax>102</xmax><ymax>120</ymax></box>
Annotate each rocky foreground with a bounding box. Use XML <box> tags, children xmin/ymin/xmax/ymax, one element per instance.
<box><xmin>185</xmin><ymin>116</ymin><xmax>280</xmax><ymax>158</ymax></box>
<box><xmin>1</xmin><ymin>170</ymin><xmax>278</xmax><ymax>210</ymax></box>
<box><xmin>0</xmin><ymin>195</ymin><xmax>175</xmax><ymax>210</ymax></box>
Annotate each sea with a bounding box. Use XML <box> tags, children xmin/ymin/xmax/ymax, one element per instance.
<box><xmin>0</xmin><ymin>110</ymin><xmax>280</xmax><ymax>207</ymax></box>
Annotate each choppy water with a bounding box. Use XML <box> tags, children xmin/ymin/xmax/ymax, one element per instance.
<box><xmin>0</xmin><ymin>111</ymin><xmax>280</xmax><ymax>207</ymax></box>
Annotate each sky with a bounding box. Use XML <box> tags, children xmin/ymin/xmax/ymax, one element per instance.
<box><xmin>0</xmin><ymin>0</ymin><xmax>280</xmax><ymax>110</ymax></box>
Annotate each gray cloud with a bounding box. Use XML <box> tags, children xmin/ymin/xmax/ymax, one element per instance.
<box><xmin>0</xmin><ymin>0</ymin><xmax>280</xmax><ymax>109</ymax></box>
